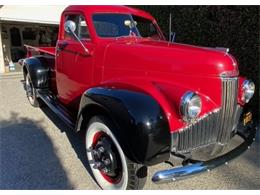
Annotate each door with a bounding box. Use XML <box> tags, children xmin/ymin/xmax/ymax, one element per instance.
<box><xmin>56</xmin><ymin>13</ymin><xmax>95</xmax><ymax>111</ymax></box>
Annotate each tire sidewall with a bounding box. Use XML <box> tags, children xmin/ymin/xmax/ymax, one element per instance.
<box><xmin>25</xmin><ymin>74</ymin><xmax>39</xmax><ymax>107</ymax></box>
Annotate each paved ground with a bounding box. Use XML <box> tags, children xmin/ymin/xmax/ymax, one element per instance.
<box><xmin>0</xmin><ymin>72</ymin><xmax>259</xmax><ymax>190</ymax></box>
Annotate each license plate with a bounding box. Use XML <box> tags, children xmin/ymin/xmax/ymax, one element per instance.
<box><xmin>243</xmin><ymin>112</ymin><xmax>252</xmax><ymax>126</ymax></box>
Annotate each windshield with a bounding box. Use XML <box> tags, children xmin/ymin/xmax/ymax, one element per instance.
<box><xmin>92</xmin><ymin>13</ymin><xmax>162</xmax><ymax>40</ymax></box>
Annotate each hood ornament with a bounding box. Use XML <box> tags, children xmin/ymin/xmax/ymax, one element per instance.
<box><xmin>215</xmin><ymin>47</ymin><xmax>230</xmax><ymax>53</ymax></box>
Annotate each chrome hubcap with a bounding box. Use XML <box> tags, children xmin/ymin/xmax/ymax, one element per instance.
<box><xmin>86</xmin><ymin>122</ymin><xmax>129</xmax><ymax>189</ymax></box>
<box><xmin>89</xmin><ymin>132</ymin><xmax>122</xmax><ymax>182</ymax></box>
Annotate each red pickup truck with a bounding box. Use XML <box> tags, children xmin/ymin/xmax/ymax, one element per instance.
<box><xmin>20</xmin><ymin>5</ymin><xmax>256</xmax><ymax>190</ymax></box>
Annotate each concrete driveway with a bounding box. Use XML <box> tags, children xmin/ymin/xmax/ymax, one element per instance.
<box><xmin>0</xmin><ymin>72</ymin><xmax>259</xmax><ymax>189</ymax></box>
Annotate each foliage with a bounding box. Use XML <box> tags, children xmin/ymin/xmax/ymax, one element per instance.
<box><xmin>134</xmin><ymin>5</ymin><xmax>259</xmax><ymax>119</ymax></box>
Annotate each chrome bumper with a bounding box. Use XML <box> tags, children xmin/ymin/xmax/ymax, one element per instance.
<box><xmin>152</xmin><ymin>125</ymin><xmax>257</xmax><ymax>184</ymax></box>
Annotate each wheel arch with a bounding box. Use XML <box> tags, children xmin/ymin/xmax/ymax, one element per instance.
<box><xmin>22</xmin><ymin>56</ymin><xmax>50</xmax><ymax>88</ymax></box>
<box><xmin>76</xmin><ymin>103</ymin><xmax>113</xmax><ymax>135</ymax></box>
<box><xmin>76</xmin><ymin>101</ymin><xmax>136</xmax><ymax>164</ymax></box>
<box><xmin>76</xmin><ymin>84</ymin><xmax>171</xmax><ymax>166</ymax></box>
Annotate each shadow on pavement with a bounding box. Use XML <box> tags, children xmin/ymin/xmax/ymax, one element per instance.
<box><xmin>40</xmin><ymin>106</ymin><xmax>97</xmax><ymax>186</ymax></box>
<box><xmin>242</xmin><ymin>123</ymin><xmax>260</xmax><ymax>172</ymax></box>
<box><xmin>0</xmin><ymin>112</ymin><xmax>73</xmax><ymax>189</ymax></box>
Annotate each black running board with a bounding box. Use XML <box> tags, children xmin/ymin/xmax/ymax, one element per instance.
<box><xmin>37</xmin><ymin>89</ymin><xmax>75</xmax><ymax>129</ymax></box>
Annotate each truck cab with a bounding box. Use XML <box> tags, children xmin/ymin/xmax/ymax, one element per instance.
<box><xmin>20</xmin><ymin>5</ymin><xmax>256</xmax><ymax>190</ymax></box>
<box><xmin>56</xmin><ymin>6</ymin><xmax>165</xmax><ymax>110</ymax></box>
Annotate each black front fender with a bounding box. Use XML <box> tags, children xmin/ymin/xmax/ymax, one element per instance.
<box><xmin>76</xmin><ymin>86</ymin><xmax>171</xmax><ymax>166</ymax></box>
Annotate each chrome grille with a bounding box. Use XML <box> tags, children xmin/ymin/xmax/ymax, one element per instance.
<box><xmin>177</xmin><ymin>110</ymin><xmax>220</xmax><ymax>152</ymax></box>
<box><xmin>216</xmin><ymin>78</ymin><xmax>239</xmax><ymax>144</ymax></box>
<box><xmin>175</xmin><ymin>77</ymin><xmax>241</xmax><ymax>153</ymax></box>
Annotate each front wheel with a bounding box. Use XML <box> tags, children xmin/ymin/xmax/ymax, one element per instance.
<box><xmin>85</xmin><ymin>116</ymin><xmax>147</xmax><ymax>190</ymax></box>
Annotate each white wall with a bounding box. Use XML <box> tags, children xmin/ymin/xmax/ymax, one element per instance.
<box><xmin>0</xmin><ymin>5</ymin><xmax>65</xmax><ymax>73</ymax></box>
<box><xmin>0</xmin><ymin>23</ymin><xmax>5</xmax><ymax>73</ymax></box>
<box><xmin>0</xmin><ymin>5</ymin><xmax>67</xmax><ymax>25</ymax></box>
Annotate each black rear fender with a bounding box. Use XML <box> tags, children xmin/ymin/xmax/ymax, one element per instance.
<box><xmin>22</xmin><ymin>56</ymin><xmax>49</xmax><ymax>88</ymax></box>
<box><xmin>76</xmin><ymin>86</ymin><xmax>171</xmax><ymax>166</ymax></box>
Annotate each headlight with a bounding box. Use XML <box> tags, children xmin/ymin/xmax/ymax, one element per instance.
<box><xmin>180</xmin><ymin>91</ymin><xmax>202</xmax><ymax>121</ymax></box>
<box><xmin>242</xmin><ymin>80</ymin><xmax>255</xmax><ymax>103</ymax></box>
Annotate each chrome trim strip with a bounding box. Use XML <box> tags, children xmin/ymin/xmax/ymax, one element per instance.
<box><xmin>171</xmin><ymin>133</ymin><xmax>178</xmax><ymax>152</ymax></box>
<box><xmin>215</xmin><ymin>47</ymin><xmax>230</xmax><ymax>53</ymax></box>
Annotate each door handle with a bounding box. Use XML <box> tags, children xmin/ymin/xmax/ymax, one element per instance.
<box><xmin>56</xmin><ymin>47</ymin><xmax>61</xmax><ymax>52</ymax></box>
<box><xmin>57</xmin><ymin>42</ymin><xmax>68</xmax><ymax>51</ymax></box>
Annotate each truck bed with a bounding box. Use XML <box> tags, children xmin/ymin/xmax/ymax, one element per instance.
<box><xmin>25</xmin><ymin>45</ymin><xmax>56</xmax><ymax>56</ymax></box>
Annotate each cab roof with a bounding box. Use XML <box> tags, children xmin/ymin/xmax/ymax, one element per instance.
<box><xmin>64</xmin><ymin>5</ymin><xmax>154</xmax><ymax>21</ymax></box>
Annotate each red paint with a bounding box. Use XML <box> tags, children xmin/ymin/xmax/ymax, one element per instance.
<box><xmin>92</xmin><ymin>131</ymin><xmax>104</xmax><ymax>146</ymax></box>
<box><xmin>25</xmin><ymin>5</ymin><xmax>246</xmax><ymax>133</ymax></box>
<box><xmin>25</xmin><ymin>45</ymin><xmax>56</xmax><ymax>56</ymax></box>
<box><xmin>100</xmin><ymin>170</ymin><xmax>122</xmax><ymax>184</ymax></box>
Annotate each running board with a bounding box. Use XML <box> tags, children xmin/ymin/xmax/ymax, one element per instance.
<box><xmin>36</xmin><ymin>89</ymin><xmax>75</xmax><ymax>129</ymax></box>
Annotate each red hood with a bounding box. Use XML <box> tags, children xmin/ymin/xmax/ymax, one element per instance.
<box><xmin>103</xmin><ymin>38</ymin><xmax>239</xmax><ymax>78</ymax></box>
<box><xmin>101</xmin><ymin>38</ymin><xmax>240</xmax><ymax>131</ymax></box>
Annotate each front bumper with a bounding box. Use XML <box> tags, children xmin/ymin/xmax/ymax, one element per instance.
<box><xmin>152</xmin><ymin>124</ymin><xmax>257</xmax><ymax>184</ymax></box>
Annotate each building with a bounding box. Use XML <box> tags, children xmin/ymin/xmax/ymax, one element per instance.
<box><xmin>0</xmin><ymin>5</ymin><xmax>67</xmax><ymax>73</ymax></box>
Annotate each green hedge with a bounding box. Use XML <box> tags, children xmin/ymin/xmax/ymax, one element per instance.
<box><xmin>134</xmin><ymin>5</ymin><xmax>259</xmax><ymax>120</ymax></box>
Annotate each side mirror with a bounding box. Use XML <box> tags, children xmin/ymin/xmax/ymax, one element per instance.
<box><xmin>64</xmin><ymin>20</ymin><xmax>90</xmax><ymax>55</ymax></box>
<box><xmin>124</xmin><ymin>20</ymin><xmax>137</xmax><ymax>29</ymax></box>
<box><xmin>65</xmin><ymin>20</ymin><xmax>76</xmax><ymax>33</ymax></box>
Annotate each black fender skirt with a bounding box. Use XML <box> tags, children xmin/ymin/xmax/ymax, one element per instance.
<box><xmin>23</xmin><ymin>57</ymin><xmax>50</xmax><ymax>88</ymax></box>
<box><xmin>77</xmin><ymin>85</ymin><xmax>171</xmax><ymax>166</ymax></box>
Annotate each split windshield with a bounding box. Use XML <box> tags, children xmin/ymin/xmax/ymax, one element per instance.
<box><xmin>92</xmin><ymin>13</ymin><xmax>162</xmax><ymax>40</ymax></box>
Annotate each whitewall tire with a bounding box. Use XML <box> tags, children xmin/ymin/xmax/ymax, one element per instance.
<box><xmin>25</xmin><ymin>74</ymin><xmax>40</xmax><ymax>107</ymax></box>
<box><xmin>85</xmin><ymin>116</ymin><xmax>147</xmax><ymax>190</ymax></box>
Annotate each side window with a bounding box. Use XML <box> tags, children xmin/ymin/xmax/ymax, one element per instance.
<box><xmin>78</xmin><ymin>15</ymin><xmax>90</xmax><ymax>40</ymax></box>
<box><xmin>64</xmin><ymin>14</ymin><xmax>90</xmax><ymax>41</ymax></box>
<box><xmin>132</xmin><ymin>15</ymin><xmax>159</xmax><ymax>39</ymax></box>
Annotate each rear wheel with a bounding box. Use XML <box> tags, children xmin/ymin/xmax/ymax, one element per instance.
<box><xmin>25</xmin><ymin>74</ymin><xmax>40</xmax><ymax>107</ymax></box>
<box><xmin>85</xmin><ymin>116</ymin><xmax>147</xmax><ymax>190</ymax></box>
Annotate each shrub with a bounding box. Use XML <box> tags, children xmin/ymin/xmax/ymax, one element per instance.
<box><xmin>134</xmin><ymin>5</ymin><xmax>259</xmax><ymax>120</ymax></box>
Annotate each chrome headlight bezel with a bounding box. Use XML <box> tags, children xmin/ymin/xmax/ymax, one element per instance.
<box><xmin>180</xmin><ymin>91</ymin><xmax>202</xmax><ymax>122</ymax></box>
<box><xmin>242</xmin><ymin>80</ymin><xmax>255</xmax><ymax>103</ymax></box>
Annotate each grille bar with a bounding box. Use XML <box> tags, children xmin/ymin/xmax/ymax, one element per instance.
<box><xmin>175</xmin><ymin>78</ymin><xmax>240</xmax><ymax>153</ymax></box>
<box><xmin>217</xmin><ymin>78</ymin><xmax>238</xmax><ymax>144</ymax></box>
<box><xmin>177</xmin><ymin>110</ymin><xmax>220</xmax><ymax>152</ymax></box>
